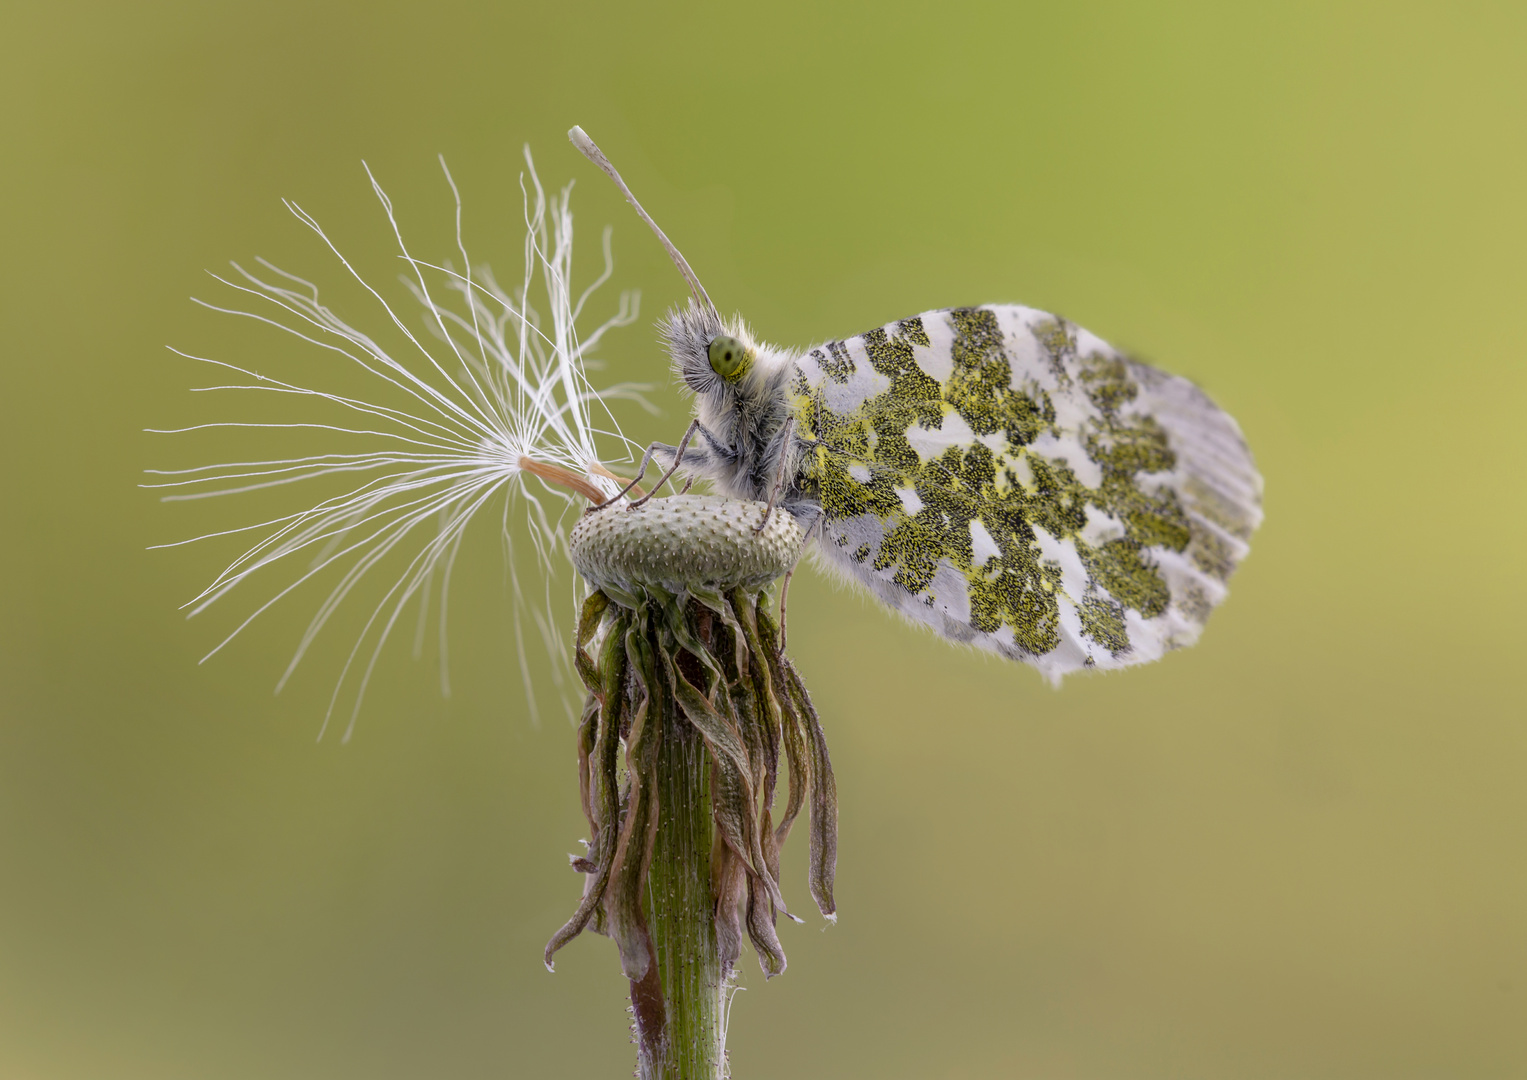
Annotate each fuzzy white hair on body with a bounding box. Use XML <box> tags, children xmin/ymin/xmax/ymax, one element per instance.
<box><xmin>150</xmin><ymin>149</ymin><xmax>647</xmax><ymax>737</ymax></box>
<box><xmin>657</xmin><ymin>307</ymin><xmax>805</xmax><ymax>510</ymax></box>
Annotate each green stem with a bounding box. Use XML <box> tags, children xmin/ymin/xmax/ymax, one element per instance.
<box><xmin>552</xmin><ymin>586</ymin><xmax>835</xmax><ymax>1077</ymax></box>
<box><xmin>633</xmin><ymin>683</ymin><xmax>723</xmax><ymax>1079</ymax></box>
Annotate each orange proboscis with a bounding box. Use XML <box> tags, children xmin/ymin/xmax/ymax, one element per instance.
<box><xmin>516</xmin><ymin>456</ymin><xmax>644</xmax><ymax>503</ymax></box>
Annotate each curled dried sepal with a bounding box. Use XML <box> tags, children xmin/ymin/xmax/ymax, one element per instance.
<box><xmin>756</xmin><ymin>602</ymin><xmax>837</xmax><ymax>919</ymax></box>
<box><xmin>543</xmin><ymin>610</ymin><xmax>629</xmax><ymax>970</ymax></box>
<box><xmin>605</xmin><ymin>623</ymin><xmax>660</xmax><ymax>982</ymax></box>
<box><xmin>544</xmin><ymin>583</ymin><xmax>838</xmax><ymax>982</ymax></box>
<box><xmin>789</xmin><ymin>659</ymin><xmax>838</xmax><ymax>920</ymax></box>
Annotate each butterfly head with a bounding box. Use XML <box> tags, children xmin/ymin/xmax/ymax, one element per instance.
<box><xmin>659</xmin><ymin>302</ymin><xmax>760</xmax><ymax>399</ymax></box>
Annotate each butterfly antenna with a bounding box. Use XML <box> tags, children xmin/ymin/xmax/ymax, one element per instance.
<box><xmin>568</xmin><ymin>126</ymin><xmax>721</xmax><ymax>323</ymax></box>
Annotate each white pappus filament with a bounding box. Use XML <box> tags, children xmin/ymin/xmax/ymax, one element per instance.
<box><xmin>148</xmin><ymin>148</ymin><xmax>647</xmax><ymax>738</ymax></box>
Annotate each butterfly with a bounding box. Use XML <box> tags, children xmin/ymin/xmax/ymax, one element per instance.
<box><xmin>571</xmin><ymin>128</ymin><xmax>1263</xmax><ymax>684</ymax></box>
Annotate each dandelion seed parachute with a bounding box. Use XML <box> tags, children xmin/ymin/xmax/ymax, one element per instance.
<box><xmin>150</xmin><ymin>149</ymin><xmax>649</xmax><ymax>737</ymax></box>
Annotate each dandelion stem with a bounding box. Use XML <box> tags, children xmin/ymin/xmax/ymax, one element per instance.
<box><xmin>634</xmin><ymin>665</ymin><xmax>723</xmax><ymax>1080</ymax></box>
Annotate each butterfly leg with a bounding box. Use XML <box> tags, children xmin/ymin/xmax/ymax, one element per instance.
<box><xmin>596</xmin><ymin>421</ymin><xmax>698</xmax><ymax>508</ymax></box>
<box><xmin>596</xmin><ymin>421</ymin><xmax>731</xmax><ymax>509</ymax></box>
<box><xmin>594</xmin><ymin>443</ymin><xmax>662</xmax><ymax>508</ymax></box>
<box><xmin>753</xmin><ymin>415</ymin><xmax>796</xmax><ymax>533</ymax></box>
<box><xmin>628</xmin><ymin>420</ymin><xmax>729</xmax><ymax>509</ymax></box>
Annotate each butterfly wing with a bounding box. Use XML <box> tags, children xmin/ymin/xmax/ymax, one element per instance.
<box><xmin>789</xmin><ymin>305</ymin><xmax>1262</xmax><ymax>684</ymax></box>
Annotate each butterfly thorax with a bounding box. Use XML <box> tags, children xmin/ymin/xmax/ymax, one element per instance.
<box><xmin>661</xmin><ymin>305</ymin><xmax>808</xmax><ymax>512</ymax></box>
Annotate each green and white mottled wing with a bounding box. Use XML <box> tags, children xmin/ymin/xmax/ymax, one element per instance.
<box><xmin>789</xmin><ymin>304</ymin><xmax>1262</xmax><ymax>684</ymax></box>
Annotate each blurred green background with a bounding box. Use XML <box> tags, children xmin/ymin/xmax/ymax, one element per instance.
<box><xmin>3</xmin><ymin>1</ymin><xmax>1525</xmax><ymax>1077</ymax></box>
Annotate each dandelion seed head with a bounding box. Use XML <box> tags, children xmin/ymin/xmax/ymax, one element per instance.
<box><xmin>151</xmin><ymin>147</ymin><xmax>647</xmax><ymax>738</ymax></box>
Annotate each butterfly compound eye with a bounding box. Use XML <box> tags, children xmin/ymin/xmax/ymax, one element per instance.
<box><xmin>707</xmin><ymin>335</ymin><xmax>750</xmax><ymax>380</ymax></box>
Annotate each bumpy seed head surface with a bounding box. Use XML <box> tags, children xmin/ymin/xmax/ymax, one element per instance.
<box><xmin>570</xmin><ymin>495</ymin><xmax>805</xmax><ymax>595</ymax></box>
